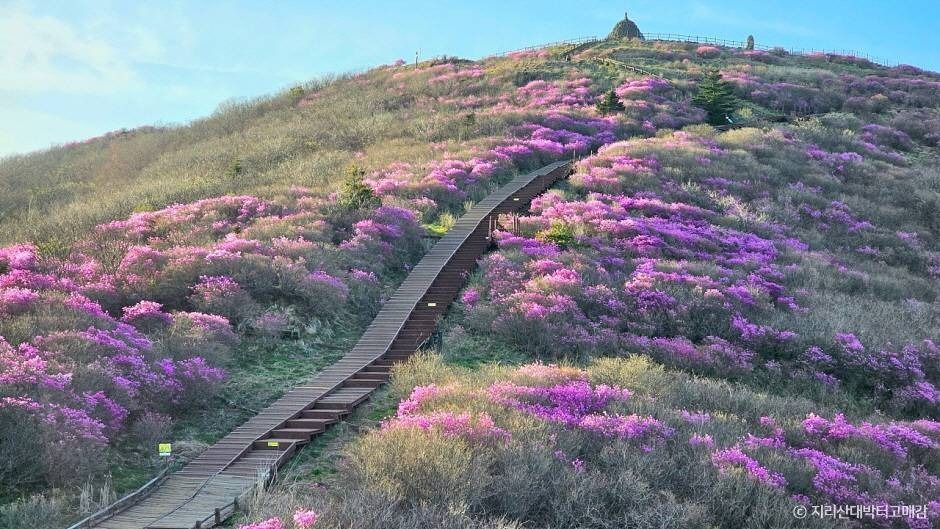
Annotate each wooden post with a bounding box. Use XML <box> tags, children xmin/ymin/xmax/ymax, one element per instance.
<box><xmin>215</xmin><ymin>508</ymin><xmax>222</xmax><ymax>523</ymax></box>
<box><xmin>194</xmin><ymin>521</ymin><xmax>201</xmax><ymax>529</ymax></box>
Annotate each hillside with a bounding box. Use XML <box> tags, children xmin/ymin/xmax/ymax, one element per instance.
<box><xmin>2</xmin><ymin>33</ymin><xmax>940</xmax><ymax>529</ymax></box>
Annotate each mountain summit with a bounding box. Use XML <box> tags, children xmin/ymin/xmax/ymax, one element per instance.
<box><xmin>608</xmin><ymin>11</ymin><xmax>644</xmax><ymax>39</ymax></box>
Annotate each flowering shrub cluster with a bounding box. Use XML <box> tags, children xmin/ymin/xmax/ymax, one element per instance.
<box><xmin>486</xmin><ymin>371</ymin><xmax>673</xmax><ymax>448</ymax></box>
<box><xmin>695</xmin><ymin>45</ymin><xmax>721</xmax><ymax>58</ymax></box>
<box><xmin>719</xmin><ymin>56</ymin><xmax>940</xmax><ymax>117</ymax></box>
<box><xmin>708</xmin><ymin>412</ymin><xmax>939</xmax><ymax>522</ymax></box>
<box><xmin>237</xmin><ymin>510</ymin><xmax>318</xmax><ymax>529</ymax></box>
<box><xmin>457</xmin><ymin>122</ymin><xmax>939</xmax><ymax>413</ymax></box>
<box><xmin>0</xmin><ymin>189</ymin><xmax>431</xmax><ymax>487</ymax></box>
<box><xmin>296</xmin><ymin>356</ymin><xmax>939</xmax><ymax>528</ymax></box>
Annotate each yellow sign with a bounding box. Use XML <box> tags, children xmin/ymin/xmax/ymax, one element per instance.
<box><xmin>158</xmin><ymin>443</ymin><xmax>172</xmax><ymax>457</ymax></box>
<box><xmin>266</xmin><ymin>441</ymin><xmax>280</xmax><ymax>448</ymax></box>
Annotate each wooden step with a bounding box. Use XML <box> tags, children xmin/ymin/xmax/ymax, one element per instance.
<box><xmin>344</xmin><ymin>378</ymin><xmax>385</xmax><ymax>388</ymax></box>
<box><xmin>252</xmin><ymin>438</ymin><xmax>297</xmax><ymax>450</ymax></box>
<box><xmin>285</xmin><ymin>418</ymin><xmax>331</xmax><ymax>429</ymax></box>
<box><xmin>299</xmin><ymin>410</ymin><xmax>342</xmax><ymax>421</ymax></box>
<box><xmin>270</xmin><ymin>428</ymin><xmax>318</xmax><ymax>440</ymax></box>
<box><xmin>353</xmin><ymin>371</ymin><xmax>390</xmax><ymax>380</ymax></box>
<box><xmin>312</xmin><ymin>402</ymin><xmax>354</xmax><ymax>411</ymax></box>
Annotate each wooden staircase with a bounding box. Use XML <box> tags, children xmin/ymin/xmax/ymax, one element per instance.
<box><xmin>78</xmin><ymin>160</ymin><xmax>572</xmax><ymax>529</ymax></box>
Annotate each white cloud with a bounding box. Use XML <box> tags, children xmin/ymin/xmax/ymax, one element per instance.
<box><xmin>0</xmin><ymin>7</ymin><xmax>144</xmax><ymax>95</ymax></box>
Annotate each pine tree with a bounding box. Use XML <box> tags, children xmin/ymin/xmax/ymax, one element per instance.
<box><xmin>692</xmin><ymin>70</ymin><xmax>738</xmax><ymax>125</ymax></box>
<box><xmin>537</xmin><ymin>221</ymin><xmax>576</xmax><ymax>248</ymax></box>
<box><xmin>596</xmin><ymin>89</ymin><xmax>625</xmax><ymax>115</ymax></box>
<box><xmin>338</xmin><ymin>164</ymin><xmax>381</xmax><ymax>211</ymax></box>
<box><xmin>226</xmin><ymin>158</ymin><xmax>243</xmax><ymax>179</ymax></box>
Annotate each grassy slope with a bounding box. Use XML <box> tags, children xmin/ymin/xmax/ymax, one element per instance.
<box><xmin>0</xmin><ymin>44</ymin><xmax>586</xmax><ymax>525</ymax></box>
<box><xmin>3</xmin><ymin>35</ymin><xmax>940</xmax><ymax>529</ymax></box>
<box><xmin>236</xmin><ymin>42</ymin><xmax>940</xmax><ymax>528</ymax></box>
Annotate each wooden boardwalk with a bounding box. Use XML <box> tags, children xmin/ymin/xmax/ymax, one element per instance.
<box><xmin>82</xmin><ymin>160</ymin><xmax>572</xmax><ymax>529</ymax></box>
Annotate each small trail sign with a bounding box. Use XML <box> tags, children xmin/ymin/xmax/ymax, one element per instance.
<box><xmin>158</xmin><ymin>443</ymin><xmax>172</xmax><ymax>457</ymax></box>
<box><xmin>266</xmin><ymin>441</ymin><xmax>280</xmax><ymax>448</ymax></box>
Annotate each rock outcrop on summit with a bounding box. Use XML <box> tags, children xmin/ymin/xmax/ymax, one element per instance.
<box><xmin>608</xmin><ymin>12</ymin><xmax>644</xmax><ymax>39</ymax></box>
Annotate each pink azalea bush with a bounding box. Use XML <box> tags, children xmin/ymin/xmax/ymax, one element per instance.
<box><xmin>237</xmin><ymin>510</ymin><xmax>319</xmax><ymax>529</ymax></box>
<box><xmin>695</xmin><ymin>45</ymin><xmax>721</xmax><ymax>58</ymax></box>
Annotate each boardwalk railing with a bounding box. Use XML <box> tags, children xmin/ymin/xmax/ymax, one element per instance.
<box><xmin>640</xmin><ymin>32</ymin><xmax>898</xmax><ymax>67</ymax></box>
<box><xmin>495</xmin><ymin>36</ymin><xmax>599</xmax><ymax>57</ymax></box>
<box><xmin>66</xmin><ymin>468</ymin><xmax>170</xmax><ymax>529</ymax></box>
<box><xmin>591</xmin><ymin>57</ymin><xmax>671</xmax><ymax>83</ymax></box>
<box><xmin>498</xmin><ymin>31</ymin><xmax>899</xmax><ymax>68</ymax></box>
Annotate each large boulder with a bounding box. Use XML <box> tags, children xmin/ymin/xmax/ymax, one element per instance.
<box><xmin>608</xmin><ymin>12</ymin><xmax>644</xmax><ymax>40</ymax></box>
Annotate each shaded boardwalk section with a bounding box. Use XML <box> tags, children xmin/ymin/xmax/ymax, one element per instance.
<box><xmin>84</xmin><ymin>160</ymin><xmax>572</xmax><ymax>529</ymax></box>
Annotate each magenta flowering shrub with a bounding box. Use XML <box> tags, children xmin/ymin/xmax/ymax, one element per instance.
<box><xmin>382</xmin><ymin>411</ymin><xmax>511</xmax><ymax>443</ymax></box>
<box><xmin>861</xmin><ymin>123</ymin><xmax>915</xmax><ymax>151</ymax></box>
<box><xmin>340</xmin><ymin>206</ymin><xmax>425</xmax><ymax>272</ymax></box>
<box><xmin>721</xmin><ymin>68</ymin><xmax>845</xmax><ymax>115</ymax></box>
<box><xmin>0</xmin><ymin>243</ymin><xmax>38</xmax><ymax>272</ymax></box>
<box><xmin>501</xmin><ymin>77</ymin><xmax>596</xmax><ymax>111</ymax></box>
<box><xmin>120</xmin><ymin>300</ymin><xmax>173</xmax><ymax>331</ymax></box>
<box><xmin>251</xmin><ymin>311</ymin><xmax>292</xmax><ymax>338</ymax></box>
<box><xmin>428</xmin><ymin>64</ymin><xmax>484</xmax><ymax>85</ymax></box>
<box><xmin>384</xmin><ymin>383</ymin><xmax>510</xmax><ymax>442</ymax></box>
<box><xmin>712</xmin><ymin>446</ymin><xmax>787</xmax><ymax>487</ymax></box>
<box><xmin>487</xmin><ymin>376</ymin><xmax>672</xmax><ymax>447</ymax></box>
<box><xmin>189</xmin><ymin>275</ymin><xmax>259</xmax><ymax>325</ymax></box>
<box><xmin>0</xmin><ymin>287</ymin><xmax>39</xmax><ymax>316</ymax></box>
<box><xmin>695</xmin><ymin>45</ymin><xmax>721</xmax><ymax>58</ymax></box>
<box><xmin>237</xmin><ymin>510</ymin><xmax>319</xmax><ymax>529</ymax></box>
<box><xmin>0</xmin><ymin>291</ymin><xmax>227</xmax><ymax>487</ymax></box>
<box><xmin>801</xmin><ymin>335</ymin><xmax>939</xmax><ymax>413</ymax></box>
<box><xmin>704</xmin><ymin>413</ymin><xmax>940</xmax><ymax>520</ymax></box>
<box><xmin>612</xmin><ymin>77</ymin><xmax>706</xmax><ymax>129</ymax></box>
<box><xmin>802</xmin><ymin>413</ymin><xmax>937</xmax><ymax>459</ymax></box>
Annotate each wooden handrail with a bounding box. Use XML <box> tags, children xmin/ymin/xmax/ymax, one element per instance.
<box><xmin>486</xmin><ymin>32</ymin><xmax>898</xmax><ymax>68</ymax></box>
<box><xmin>65</xmin><ymin>466</ymin><xmax>170</xmax><ymax>529</ymax></box>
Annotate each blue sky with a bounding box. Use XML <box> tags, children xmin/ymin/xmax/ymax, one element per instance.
<box><xmin>1</xmin><ymin>0</ymin><xmax>938</xmax><ymax>157</ymax></box>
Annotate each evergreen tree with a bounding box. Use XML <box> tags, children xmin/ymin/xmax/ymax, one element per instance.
<box><xmin>338</xmin><ymin>164</ymin><xmax>381</xmax><ymax>211</ymax></box>
<box><xmin>596</xmin><ymin>89</ymin><xmax>625</xmax><ymax>115</ymax></box>
<box><xmin>538</xmin><ymin>221</ymin><xmax>576</xmax><ymax>248</ymax></box>
<box><xmin>226</xmin><ymin>158</ymin><xmax>243</xmax><ymax>179</ymax></box>
<box><xmin>692</xmin><ymin>70</ymin><xmax>738</xmax><ymax>125</ymax></box>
